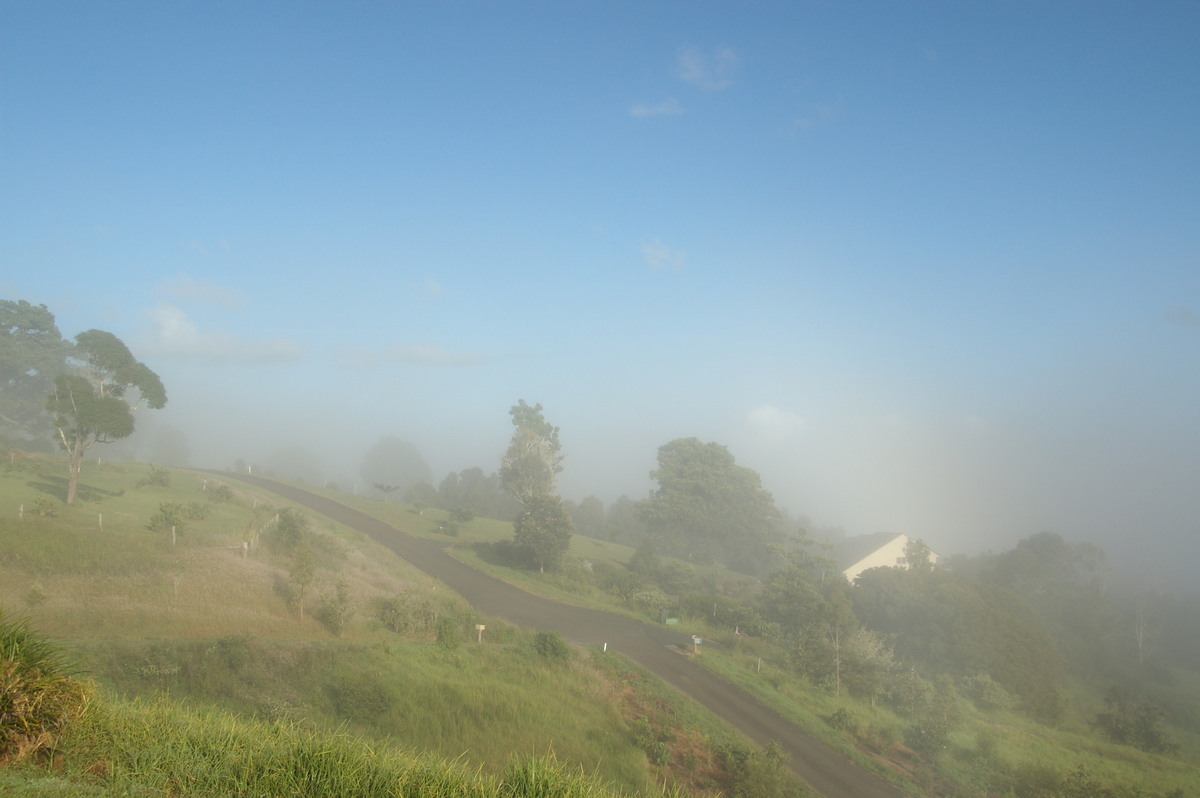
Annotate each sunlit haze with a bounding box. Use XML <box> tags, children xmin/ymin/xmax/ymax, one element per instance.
<box><xmin>2</xmin><ymin>2</ymin><xmax>1197</xmax><ymax>584</ymax></box>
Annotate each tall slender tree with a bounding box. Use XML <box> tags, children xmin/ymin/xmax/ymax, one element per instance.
<box><xmin>499</xmin><ymin>400</ymin><xmax>573</xmax><ymax>571</ymax></box>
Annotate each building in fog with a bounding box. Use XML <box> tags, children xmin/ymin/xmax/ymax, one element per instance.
<box><xmin>834</xmin><ymin>532</ymin><xmax>939</xmax><ymax>584</ymax></box>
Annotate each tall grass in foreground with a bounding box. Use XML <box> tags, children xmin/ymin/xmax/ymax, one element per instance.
<box><xmin>0</xmin><ymin>610</ymin><xmax>89</xmax><ymax>765</ymax></box>
<box><xmin>52</xmin><ymin>695</ymin><xmax>683</xmax><ymax>797</ymax></box>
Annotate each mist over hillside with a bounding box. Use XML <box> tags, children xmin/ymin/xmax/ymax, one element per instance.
<box><xmin>3</xmin><ymin>2</ymin><xmax>1198</xmax><ymax>589</ymax></box>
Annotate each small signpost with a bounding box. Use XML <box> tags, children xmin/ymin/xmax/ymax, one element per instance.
<box><xmin>475</xmin><ymin>624</ymin><xmax>486</xmax><ymax>643</ymax></box>
<box><xmin>692</xmin><ymin>635</ymin><xmax>703</xmax><ymax>655</ymax></box>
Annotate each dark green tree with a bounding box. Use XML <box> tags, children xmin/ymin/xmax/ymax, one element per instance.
<box><xmin>638</xmin><ymin>438</ymin><xmax>781</xmax><ymax>572</ymax></box>
<box><xmin>1</xmin><ymin>300</ymin><xmax>70</xmax><ymax>447</ymax></box>
<box><xmin>46</xmin><ymin>330</ymin><xmax>166</xmax><ymax>504</ymax></box>
<box><xmin>513</xmin><ymin>494</ymin><xmax>574</xmax><ymax>573</ymax></box>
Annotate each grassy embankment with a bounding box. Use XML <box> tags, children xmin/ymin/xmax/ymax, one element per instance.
<box><xmin>0</xmin><ymin>453</ymin><xmax>790</xmax><ymax>797</ymax></box>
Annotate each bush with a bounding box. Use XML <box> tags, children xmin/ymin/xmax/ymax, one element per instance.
<box><xmin>148</xmin><ymin>502</ymin><xmax>187</xmax><ymax>534</ymax></box>
<box><xmin>31</xmin><ymin>495</ymin><xmax>57</xmax><ymax>518</ymax></box>
<box><xmin>531</xmin><ymin>631</ymin><xmax>573</xmax><ymax>664</ymax></box>
<box><xmin>316</xmin><ymin>577</ymin><xmax>354</xmax><ymax>637</ymax></box>
<box><xmin>436</xmin><ymin>616</ymin><xmax>461</xmax><ymax>650</ymax></box>
<box><xmin>136</xmin><ymin>465</ymin><xmax>172</xmax><ymax>488</ymax></box>
<box><xmin>961</xmin><ymin>673</ymin><xmax>1016</xmax><ymax>711</ymax></box>
<box><xmin>208</xmin><ymin>483</ymin><xmax>236</xmax><ymax>503</ymax></box>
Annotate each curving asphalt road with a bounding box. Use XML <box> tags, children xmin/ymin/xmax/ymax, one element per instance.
<box><xmin>226</xmin><ymin>474</ymin><xmax>908</xmax><ymax>798</ymax></box>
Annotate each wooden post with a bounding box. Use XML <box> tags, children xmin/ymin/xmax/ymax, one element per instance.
<box><xmin>172</xmin><ymin>525</ymin><xmax>176</xmax><ymax>546</ymax></box>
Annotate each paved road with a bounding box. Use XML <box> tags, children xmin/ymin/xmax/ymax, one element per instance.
<box><xmin>227</xmin><ymin>474</ymin><xmax>908</xmax><ymax>798</ymax></box>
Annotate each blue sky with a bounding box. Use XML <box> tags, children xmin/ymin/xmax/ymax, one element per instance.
<box><xmin>3</xmin><ymin>1</ymin><xmax>1198</xmax><ymax>579</ymax></box>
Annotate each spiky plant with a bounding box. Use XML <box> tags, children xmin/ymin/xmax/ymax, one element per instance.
<box><xmin>0</xmin><ymin>609</ymin><xmax>89</xmax><ymax>763</ymax></box>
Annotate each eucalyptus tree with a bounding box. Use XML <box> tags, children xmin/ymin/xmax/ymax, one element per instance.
<box><xmin>46</xmin><ymin>330</ymin><xmax>166</xmax><ymax>504</ymax></box>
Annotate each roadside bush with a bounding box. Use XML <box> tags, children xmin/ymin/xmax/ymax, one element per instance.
<box><xmin>436</xmin><ymin>616</ymin><xmax>461</xmax><ymax>650</ymax></box>
<box><xmin>531</xmin><ymin>631</ymin><xmax>573</xmax><ymax>664</ymax></box>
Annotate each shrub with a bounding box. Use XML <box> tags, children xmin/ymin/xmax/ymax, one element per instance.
<box><xmin>148</xmin><ymin>502</ymin><xmax>187</xmax><ymax>534</ymax></box>
<box><xmin>136</xmin><ymin>465</ymin><xmax>172</xmax><ymax>488</ymax></box>
<box><xmin>182</xmin><ymin>501</ymin><xmax>210</xmax><ymax>521</ymax></box>
<box><xmin>531</xmin><ymin>631</ymin><xmax>573</xmax><ymax>664</ymax></box>
<box><xmin>436</xmin><ymin>616</ymin><xmax>461</xmax><ymax>650</ymax></box>
<box><xmin>0</xmin><ymin>611</ymin><xmax>89</xmax><ymax>763</ymax></box>
<box><xmin>316</xmin><ymin>576</ymin><xmax>354</xmax><ymax>637</ymax></box>
<box><xmin>23</xmin><ymin>582</ymin><xmax>48</xmax><ymax>608</ymax></box>
<box><xmin>961</xmin><ymin>673</ymin><xmax>1016</xmax><ymax>711</ymax></box>
<box><xmin>31</xmin><ymin>495</ymin><xmax>58</xmax><ymax>518</ymax></box>
<box><xmin>1092</xmin><ymin>686</ymin><xmax>1178</xmax><ymax>753</ymax></box>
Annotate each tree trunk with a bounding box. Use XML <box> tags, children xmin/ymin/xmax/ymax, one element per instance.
<box><xmin>66</xmin><ymin>445</ymin><xmax>84</xmax><ymax>505</ymax></box>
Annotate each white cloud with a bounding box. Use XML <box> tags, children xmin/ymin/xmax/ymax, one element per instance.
<box><xmin>629</xmin><ymin>98</ymin><xmax>684</xmax><ymax>118</ymax></box>
<box><xmin>746</xmin><ymin>405</ymin><xmax>807</xmax><ymax>439</ymax></box>
<box><xmin>157</xmin><ymin>274</ymin><xmax>243</xmax><ymax>309</ymax></box>
<box><xmin>339</xmin><ymin>342</ymin><xmax>487</xmax><ymax>368</ymax></box>
<box><xmin>641</xmin><ymin>238</ymin><xmax>685</xmax><ymax>271</ymax></box>
<box><xmin>676</xmin><ymin>45</ymin><xmax>738</xmax><ymax>90</ymax></box>
<box><xmin>148</xmin><ymin>304</ymin><xmax>303</xmax><ymax>363</ymax></box>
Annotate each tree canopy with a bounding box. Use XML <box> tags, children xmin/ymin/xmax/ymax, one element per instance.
<box><xmin>498</xmin><ymin>400</ymin><xmax>563</xmax><ymax>504</ymax></box>
<box><xmin>0</xmin><ymin>299</ymin><xmax>70</xmax><ymax>446</ymax></box>
<box><xmin>498</xmin><ymin>400</ymin><xmax>573</xmax><ymax>572</ymax></box>
<box><xmin>639</xmin><ymin>437</ymin><xmax>781</xmax><ymax>572</ymax></box>
<box><xmin>46</xmin><ymin>329</ymin><xmax>166</xmax><ymax>504</ymax></box>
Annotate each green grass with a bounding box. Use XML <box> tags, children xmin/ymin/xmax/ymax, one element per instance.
<box><xmin>0</xmin><ymin>454</ymin><xmax>748</xmax><ymax>795</ymax></box>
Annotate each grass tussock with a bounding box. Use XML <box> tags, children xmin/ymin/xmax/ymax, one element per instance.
<box><xmin>0</xmin><ymin>610</ymin><xmax>90</xmax><ymax>766</ymax></box>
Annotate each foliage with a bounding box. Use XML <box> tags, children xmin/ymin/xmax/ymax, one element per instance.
<box><xmin>499</xmin><ymin>400</ymin><xmax>563</xmax><ymax>504</ymax></box>
<box><xmin>436</xmin><ymin>616</ymin><xmax>461</xmax><ymax>650</ymax></box>
<box><xmin>45</xmin><ymin>329</ymin><xmax>166</xmax><ymax>504</ymax></box>
<box><xmin>513</xmin><ymin>494</ymin><xmax>575</xmax><ymax>573</ymax></box>
<box><xmin>270</xmin><ymin>507</ymin><xmax>311</xmax><ymax>551</ymax></box>
<box><xmin>0</xmin><ymin>610</ymin><xmax>88</xmax><ymax>764</ymax></box>
<box><xmin>208</xmin><ymin>482</ymin><xmax>236</xmax><ymax>503</ymax></box>
<box><xmin>0</xmin><ymin>299</ymin><xmax>69</xmax><ymax>448</ymax></box>
<box><xmin>375</xmin><ymin>593</ymin><xmax>443</xmax><ymax>637</ymax></box>
<box><xmin>531</xmin><ymin>631</ymin><xmax>573</xmax><ymax>664</ymax></box>
<box><xmin>288</xmin><ymin>544</ymin><xmax>317</xmax><ymax>620</ymax></box>
<box><xmin>1092</xmin><ymin>686</ymin><xmax>1178</xmax><ymax>753</ymax></box>
<box><xmin>851</xmin><ymin>563</ymin><xmax>1064</xmax><ymax>721</ymax></box>
<box><xmin>716</xmin><ymin>740</ymin><xmax>802</xmax><ymax>798</ymax></box>
<box><xmin>136</xmin><ymin>464</ymin><xmax>172</xmax><ymax>488</ymax></box>
<box><xmin>30</xmin><ymin>495</ymin><xmax>58</xmax><ymax>518</ymax></box>
<box><xmin>147</xmin><ymin>502</ymin><xmax>187</xmax><ymax>534</ymax></box>
<box><xmin>638</xmin><ymin>438</ymin><xmax>781</xmax><ymax>572</ymax></box>
<box><xmin>316</xmin><ymin>575</ymin><xmax>354</xmax><ymax>637</ymax></box>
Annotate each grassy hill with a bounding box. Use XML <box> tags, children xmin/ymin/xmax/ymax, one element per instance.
<box><xmin>4</xmin><ymin>450</ymin><xmax>1198</xmax><ymax>797</ymax></box>
<box><xmin>0</xmin><ymin>452</ymin><xmax>790</xmax><ymax>797</ymax></box>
